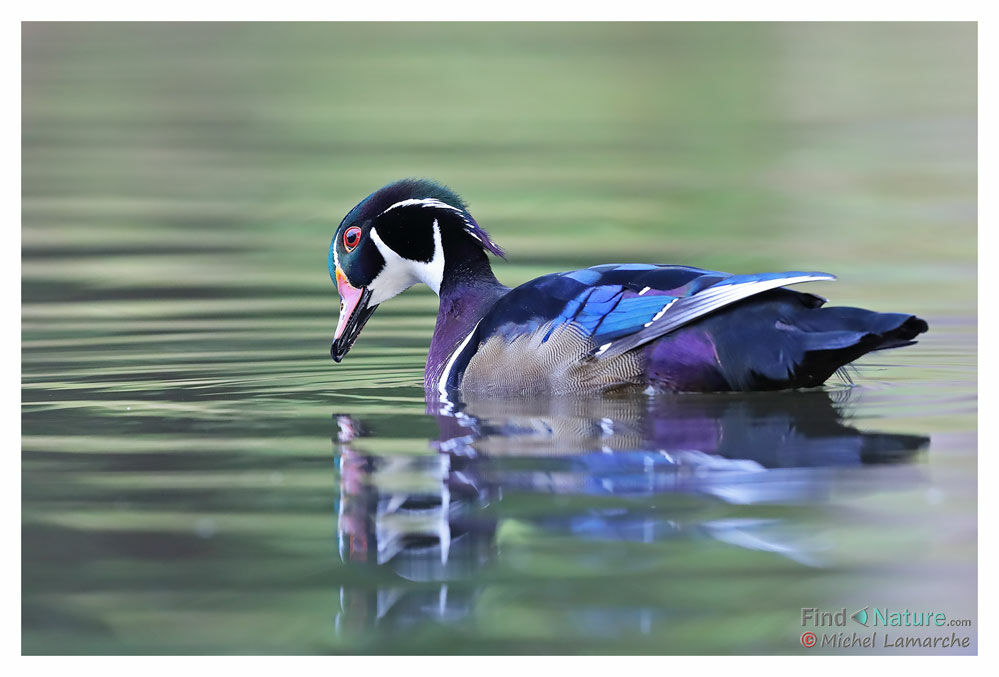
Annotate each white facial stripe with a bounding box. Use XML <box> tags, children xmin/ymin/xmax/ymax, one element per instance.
<box><xmin>378</xmin><ymin>198</ymin><xmax>465</xmax><ymax>217</ymax></box>
<box><xmin>377</xmin><ymin>197</ymin><xmax>499</xmax><ymax>253</ymax></box>
<box><xmin>366</xmin><ymin>220</ymin><xmax>445</xmax><ymax>305</ymax></box>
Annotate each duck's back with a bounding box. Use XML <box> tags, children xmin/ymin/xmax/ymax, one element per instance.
<box><xmin>442</xmin><ymin>263</ymin><xmax>927</xmax><ymax>395</ymax></box>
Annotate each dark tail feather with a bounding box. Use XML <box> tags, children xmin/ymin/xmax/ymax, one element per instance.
<box><xmin>691</xmin><ymin>290</ymin><xmax>930</xmax><ymax>391</ymax></box>
<box><xmin>797</xmin><ymin>306</ymin><xmax>928</xmax><ymax>342</ymax></box>
<box><xmin>781</xmin><ymin>307</ymin><xmax>928</xmax><ymax>388</ymax></box>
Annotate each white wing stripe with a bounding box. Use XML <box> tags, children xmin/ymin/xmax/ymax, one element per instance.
<box><xmin>643</xmin><ymin>298</ymin><xmax>677</xmax><ymax>327</ymax></box>
<box><xmin>592</xmin><ymin>273</ymin><xmax>834</xmax><ymax>360</ymax></box>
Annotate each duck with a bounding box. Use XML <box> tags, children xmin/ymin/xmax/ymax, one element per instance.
<box><xmin>328</xmin><ymin>179</ymin><xmax>928</xmax><ymax>396</ymax></box>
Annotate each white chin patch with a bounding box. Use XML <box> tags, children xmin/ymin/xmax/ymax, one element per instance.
<box><xmin>367</xmin><ymin>221</ymin><xmax>445</xmax><ymax>305</ymax></box>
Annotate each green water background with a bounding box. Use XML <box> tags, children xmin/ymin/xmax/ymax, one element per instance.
<box><xmin>22</xmin><ymin>22</ymin><xmax>976</xmax><ymax>654</ymax></box>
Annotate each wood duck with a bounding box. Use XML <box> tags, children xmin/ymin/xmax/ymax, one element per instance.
<box><xmin>329</xmin><ymin>179</ymin><xmax>928</xmax><ymax>396</ymax></box>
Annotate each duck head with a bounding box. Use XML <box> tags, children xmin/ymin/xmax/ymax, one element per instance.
<box><xmin>329</xmin><ymin>179</ymin><xmax>504</xmax><ymax>362</ymax></box>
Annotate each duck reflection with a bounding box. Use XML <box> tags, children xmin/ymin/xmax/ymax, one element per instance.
<box><xmin>333</xmin><ymin>389</ymin><xmax>928</xmax><ymax>634</ymax></box>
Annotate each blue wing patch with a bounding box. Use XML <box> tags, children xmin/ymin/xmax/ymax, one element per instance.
<box><xmin>544</xmin><ymin>285</ymin><xmax>623</xmax><ymax>340</ymax></box>
<box><xmin>573</xmin><ymin>286</ymin><xmax>625</xmax><ymax>334</ymax></box>
<box><xmin>562</xmin><ymin>269</ymin><xmax>603</xmax><ymax>284</ymax></box>
<box><xmin>591</xmin><ymin>295</ymin><xmax>679</xmax><ymax>343</ymax></box>
<box><xmin>543</xmin><ymin>284</ymin><xmax>680</xmax><ymax>345</ymax></box>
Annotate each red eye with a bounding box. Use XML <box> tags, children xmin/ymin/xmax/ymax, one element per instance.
<box><xmin>343</xmin><ymin>226</ymin><xmax>362</xmax><ymax>251</ymax></box>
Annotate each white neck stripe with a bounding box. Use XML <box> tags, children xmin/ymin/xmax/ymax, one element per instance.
<box><xmin>438</xmin><ymin>320</ymin><xmax>481</xmax><ymax>398</ymax></box>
